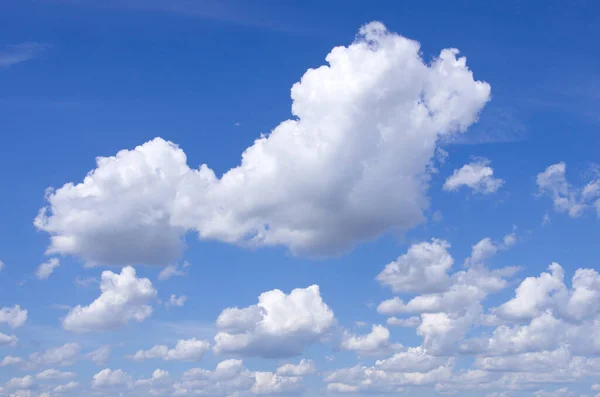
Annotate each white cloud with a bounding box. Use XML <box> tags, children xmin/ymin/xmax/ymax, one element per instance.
<box><xmin>0</xmin><ymin>42</ymin><xmax>47</xmax><ymax>68</ymax></box>
<box><xmin>387</xmin><ymin>316</ymin><xmax>421</xmax><ymax>327</ymax></box>
<box><xmin>443</xmin><ymin>157</ymin><xmax>503</xmax><ymax>194</ymax></box>
<box><xmin>276</xmin><ymin>359</ymin><xmax>316</xmax><ymax>376</ymax></box>
<box><xmin>29</xmin><ymin>343</ymin><xmax>80</xmax><ymax>367</ymax></box>
<box><xmin>375</xmin><ymin>346</ymin><xmax>449</xmax><ymax>372</ymax></box>
<box><xmin>324</xmin><ymin>353</ymin><xmax>453</xmax><ymax>393</ymax></box>
<box><xmin>340</xmin><ymin>324</ymin><xmax>399</xmax><ymax>356</ymax></box>
<box><xmin>251</xmin><ymin>372</ymin><xmax>303</xmax><ymax>395</ymax></box>
<box><xmin>158</xmin><ymin>261</ymin><xmax>190</xmax><ymax>281</ymax></box>
<box><xmin>36</xmin><ymin>369</ymin><xmax>77</xmax><ymax>380</ymax></box>
<box><xmin>464</xmin><ymin>231</ymin><xmax>517</xmax><ymax>267</ymax></box>
<box><xmin>1</xmin><ymin>356</ymin><xmax>23</xmax><ymax>367</ymax></box>
<box><xmin>0</xmin><ymin>259</ymin><xmax>4</xmax><ymax>272</ymax></box>
<box><xmin>129</xmin><ymin>338</ymin><xmax>210</xmax><ymax>362</ymax></box>
<box><xmin>213</xmin><ymin>285</ymin><xmax>334</xmax><ymax>358</ymax></box>
<box><xmin>92</xmin><ymin>369</ymin><xmax>132</xmax><ymax>389</ymax></box>
<box><xmin>0</xmin><ymin>332</ymin><xmax>17</xmax><ymax>346</ymax></box>
<box><xmin>85</xmin><ymin>346</ymin><xmax>110</xmax><ymax>365</ymax></box>
<box><xmin>0</xmin><ymin>305</ymin><xmax>28</xmax><ymax>328</ymax></box>
<box><xmin>178</xmin><ymin>359</ymin><xmax>307</xmax><ymax>396</ymax></box>
<box><xmin>35</xmin><ymin>22</ymin><xmax>490</xmax><ymax>266</ymax></box>
<box><xmin>53</xmin><ymin>381</ymin><xmax>78</xmax><ymax>393</ymax></box>
<box><xmin>494</xmin><ymin>262</ymin><xmax>600</xmax><ymax>323</ymax></box>
<box><xmin>376</xmin><ymin>239</ymin><xmax>453</xmax><ymax>294</ymax></box>
<box><xmin>62</xmin><ymin>266</ymin><xmax>157</xmax><ymax>332</ymax></box>
<box><xmin>5</xmin><ymin>376</ymin><xmax>33</xmax><ymax>389</ymax></box>
<box><xmin>377</xmin><ymin>234</ymin><xmax>520</xmax><ymax>356</ymax></box>
<box><xmin>537</xmin><ymin>162</ymin><xmax>600</xmax><ymax>218</ymax></box>
<box><xmin>35</xmin><ymin>258</ymin><xmax>60</xmax><ymax>280</ymax></box>
<box><xmin>166</xmin><ymin>294</ymin><xmax>187</xmax><ymax>308</ymax></box>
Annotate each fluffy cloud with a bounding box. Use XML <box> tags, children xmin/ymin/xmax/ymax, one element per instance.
<box><xmin>35</xmin><ymin>22</ymin><xmax>490</xmax><ymax>266</ymax></box>
<box><xmin>537</xmin><ymin>162</ymin><xmax>600</xmax><ymax>218</ymax></box>
<box><xmin>387</xmin><ymin>316</ymin><xmax>421</xmax><ymax>327</ymax></box>
<box><xmin>463</xmin><ymin>232</ymin><xmax>517</xmax><ymax>267</ymax></box>
<box><xmin>91</xmin><ymin>369</ymin><xmax>132</xmax><ymax>389</ymax></box>
<box><xmin>0</xmin><ymin>356</ymin><xmax>23</xmax><ymax>367</ymax></box>
<box><xmin>376</xmin><ymin>239</ymin><xmax>453</xmax><ymax>293</ymax></box>
<box><xmin>494</xmin><ymin>262</ymin><xmax>600</xmax><ymax>323</ymax></box>
<box><xmin>129</xmin><ymin>338</ymin><xmax>210</xmax><ymax>362</ymax></box>
<box><xmin>214</xmin><ymin>285</ymin><xmax>334</xmax><ymax>358</ymax></box>
<box><xmin>36</xmin><ymin>369</ymin><xmax>77</xmax><ymax>380</ymax></box>
<box><xmin>177</xmin><ymin>359</ymin><xmax>307</xmax><ymax>396</ymax></box>
<box><xmin>324</xmin><ymin>352</ymin><xmax>453</xmax><ymax>393</ymax></box>
<box><xmin>276</xmin><ymin>359</ymin><xmax>316</xmax><ymax>377</ymax></box>
<box><xmin>166</xmin><ymin>294</ymin><xmax>187</xmax><ymax>308</ymax></box>
<box><xmin>35</xmin><ymin>257</ymin><xmax>60</xmax><ymax>280</ymax></box>
<box><xmin>62</xmin><ymin>266</ymin><xmax>156</xmax><ymax>332</ymax></box>
<box><xmin>443</xmin><ymin>157</ymin><xmax>504</xmax><ymax>194</ymax></box>
<box><xmin>5</xmin><ymin>376</ymin><xmax>33</xmax><ymax>389</ymax></box>
<box><xmin>29</xmin><ymin>343</ymin><xmax>80</xmax><ymax>367</ymax></box>
<box><xmin>53</xmin><ymin>381</ymin><xmax>78</xmax><ymax>393</ymax></box>
<box><xmin>0</xmin><ymin>305</ymin><xmax>28</xmax><ymax>328</ymax></box>
<box><xmin>340</xmin><ymin>325</ymin><xmax>399</xmax><ymax>356</ymax></box>
<box><xmin>377</xmin><ymin>234</ymin><xmax>520</xmax><ymax>356</ymax></box>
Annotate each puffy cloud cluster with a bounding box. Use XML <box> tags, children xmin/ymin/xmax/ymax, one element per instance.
<box><xmin>376</xmin><ymin>235</ymin><xmax>520</xmax><ymax>355</ymax></box>
<box><xmin>275</xmin><ymin>359</ymin><xmax>316</xmax><ymax>377</ymax></box>
<box><xmin>325</xmin><ymin>347</ymin><xmax>454</xmax><ymax>393</ymax></box>
<box><xmin>443</xmin><ymin>157</ymin><xmax>504</xmax><ymax>195</ymax></box>
<box><xmin>128</xmin><ymin>338</ymin><xmax>210</xmax><ymax>362</ymax></box>
<box><xmin>376</xmin><ymin>239</ymin><xmax>453</xmax><ymax>294</ymax></box>
<box><xmin>537</xmin><ymin>162</ymin><xmax>600</xmax><ymax>218</ymax></box>
<box><xmin>173</xmin><ymin>359</ymin><xmax>308</xmax><ymax>396</ymax></box>
<box><xmin>340</xmin><ymin>325</ymin><xmax>400</xmax><ymax>356</ymax></box>
<box><xmin>62</xmin><ymin>266</ymin><xmax>156</xmax><ymax>332</ymax></box>
<box><xmin>91</xmin><ymin>368</ymin><xmax>132</xmax><ymax>389</ymax></box>
<box><xmin>0</xmin><ymin>305</ymin><xmax>27</xmax><ymax>328</ymax></box>
<box><xmin>34</xmin><ymin>21</ymin><xmax>490</xmax><ymax>266</ymax></box>
<box><xmin>29</xmin><ymin>343</ymin><xmax>80</xmax><ymax>367</ymax></box>
<box><xmin>214</xmin><ymin>285</ymin><xmax>334</xmax><ymax>358</ymax></box>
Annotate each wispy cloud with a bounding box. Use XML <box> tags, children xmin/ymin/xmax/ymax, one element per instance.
<box><xmin>49</xmin><ymin>0</ymin><xmax>306</xmax><ymax>35</ymax></box>
<box><xmin>0</xmin><ymin>42</ymin><xmax>48</xmax><ymax>68</ymax></box>
<box><xmin>442</xmin><ymin>105</ymin><xmax>528</xmax><ymax>145</ymax></box>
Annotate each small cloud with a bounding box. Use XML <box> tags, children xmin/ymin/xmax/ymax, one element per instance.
<box><xmin>158</xmin><ymin>261</ymin><xmax>190</xmax><ymax>281</ymax></box>
<box><xmin>36</xmin><ymin>258</ymin><xmax>60</xmax><ymax>280</ymax></box>
<box><xmin>0</xmin><ymin>42</ymin><xmax>48</xmax><ymax>68</ymax></box>
<box><xmin>443</xmin><ymin>157</ymin><xmax>504</xmax><ymax>195</ymax></box>
<box><xmin>165</xmin><ymin>294</ymin><xmax>187</xmax><ymax>308</ymax></box>
<box><xmin>234</xmin><ymin>121</ymin><xmax>241</xmax><ymax>127</ymax></box>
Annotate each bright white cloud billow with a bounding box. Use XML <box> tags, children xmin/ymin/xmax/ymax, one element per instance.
<box><xmin>34</xmin><ymin>22</ymin><xmax>490</xmax><ymax>266</ymax></box>
<box><xmin>62</xmin><ymin>266</ymin><xmax>156</xmax><ymax>332</ymax></box>
<box><xmin>214</xmin><ymin>285</ymin><xmax>335</xmax><ymax>358</ymax></box>
<box><xmin>443</xmin><ymin>157</ymin><xmax>504</xmax><ymax>194</ymax></box>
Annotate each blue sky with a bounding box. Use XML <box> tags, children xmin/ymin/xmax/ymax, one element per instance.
<box><xmin>1</xmin><ymin>1</ymin><xmax>600</xmax><ymax>396</ymax></box>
